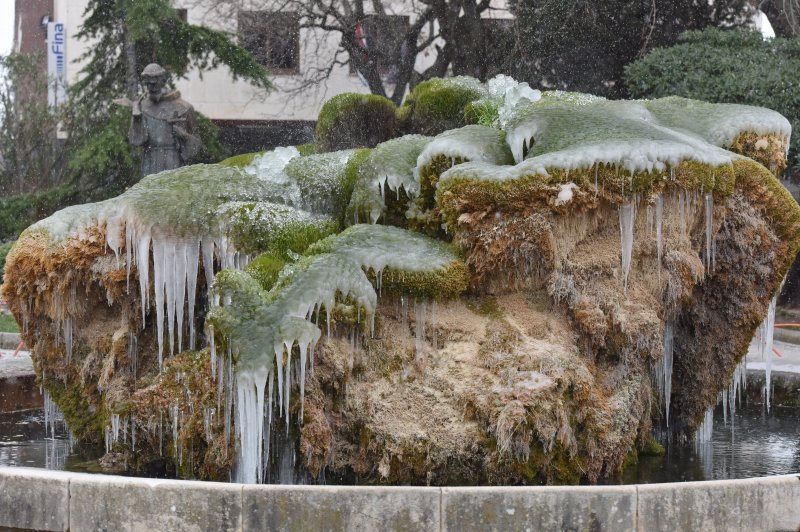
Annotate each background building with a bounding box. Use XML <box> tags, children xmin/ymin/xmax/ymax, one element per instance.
<box><xmin>14</xmin><ymin>0</ymin><xmax>511</xmax><ymax>153</ymax></box>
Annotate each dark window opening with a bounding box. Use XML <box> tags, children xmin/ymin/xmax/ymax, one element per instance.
<box><xmin>175</xmin><ymin>8</ymin><xmax>188</xmax><ymax>22</ymax></box>
<box><xmin>238</xmin><ymin>11</ymin><xmax>300</xmax><ymax>74</ymax></box>
<box><xmin>350</xmin><ymin>15</ymin><xmax>409</xmax><ymax>81</ymax></box>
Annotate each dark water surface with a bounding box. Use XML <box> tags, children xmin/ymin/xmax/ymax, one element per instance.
<box><xmin>619</xmin><ymin>401</ymin><xmax>800</xmax><ymax>484</ymax></box>
<box><xmin>0</xmin><ymin>410</ymin><xmax>103</xmax><ymax>472</ymax></box>
<box><xmin>1</xmin><ymin>401</ymin><xmax>798</xmax><ymax>483</ymax></box>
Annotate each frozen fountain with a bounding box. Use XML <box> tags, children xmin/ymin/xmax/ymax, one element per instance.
<box><xmin>2</xmin><ymin>75</ymin><xmax>799</xmax><ymax>489</ymax></box>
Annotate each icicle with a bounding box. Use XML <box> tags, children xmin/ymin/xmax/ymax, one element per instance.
<box><xmin>704</xmin><ymin>194</ymin><xmax>714</xmax><ymax>274</ymax></box>
<box><xmin>663</xmin><ymin>322</ymin><xmax>673</xmax><ymax>427</ymax></box>
<box><xmin>174</xmin><ymin>241</ymin><xmax>189</xmax><ymax>353</ymax></box>
<box><xmin>172</xmin><ymin>404</ymin><xmax>179</xmax><ymax>465</ymax></box>
<box><xmin>655</xmin><ymin>194</ymin><xmax>663</xmax><ymax>277</ymax></box>
<box><xmin>761</xmin><ymin>295</ymin><xmax>777</xmax><ymax>412</ymax></box>
<box><xmin>678</xmin><ymin>190</ymin><xmax>686</xmax><ymax>234</ymax></box>
<box><xmin>299</xmin><ymin>342</ymin><xmax>308</xmax><ymax>421</ymax></box>
<box><xmin>137</xmin><ymin>230</ymin><xmax>152</xmax><ymax>323</ymax></box>
<box><xmin>224</xmin><ymin>352</ymin><xmax>233</xmax><ymax>448</ymax></box>
<box><xmin>415</xmin><ymin>299</ymin><xmax>427</xmax><ymax>361</ymax></box>
<box><xmin>234</xmin><ymin>365</ymin><xmax>268</xmax><ymax>484</ymax></box>
<box><xmin>284</xmin><ymin>341</ymin><xmax>292</xmax><ymax>429</ymax></box>
<box><xmin>64</xmin><ymin>317</ymin><xmax>73</xmax><ymax>363</ymax></box>
<box><xmin>128</xmin><ymin>332</ymin><xmax>138</xmax><ymax>379</ymax></box>
<box><xmin>264</xmin><ymin>368</ymin><xmax>274</xmax><ymax>480</ymax></box>
<box><xmin>618</xmin><ymin>201</ymin><xmax>635</xmax><ymax>292</ymax></box>
<box><xmin>159</xmin><ymin>411</ymin><xmax>163</xmax><ymax>456</ymax></box>
<box><xmin>210</xmin><ymin>330</ymin><xmax>217</xmax><ymax>376</ymax></box>
<box><xmin>695</xmin><ymin>407</ymin><xmax>714</xmax><ymax>443</ymax></box>
<box><xmin>164</xmin><ymin>241</ymin><xmax>177</xmax><ymax>357</ymax></box>
<box><xmin>275</xmin><ymin>342</ymin><xmax>284</xmax><ymax>416</ymax></box>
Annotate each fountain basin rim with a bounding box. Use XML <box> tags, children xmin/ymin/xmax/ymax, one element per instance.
<box><xmin>1</xmin><ymin>466</ymin><xmax>798</xmax><ymax>532</ymax></box>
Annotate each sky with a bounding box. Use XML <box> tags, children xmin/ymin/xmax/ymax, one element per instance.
<box><xmin>1</xmin><ymin>2</ymin><xmax>14</xmax><ymax>56</ymax></box>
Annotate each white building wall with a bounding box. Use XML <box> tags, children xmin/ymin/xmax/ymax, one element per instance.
<box><xmin>51</xmin><ymin>0</ymin><xmax>509</xmax><ymax>122</ymax></box>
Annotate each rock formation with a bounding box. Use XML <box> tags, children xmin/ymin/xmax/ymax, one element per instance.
<box><xmin>3</xmin><ymin>76</ymin><xmax>798</xmax><ymax>485</ymax></box>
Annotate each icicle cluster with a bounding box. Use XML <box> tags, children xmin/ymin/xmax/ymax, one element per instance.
<box><xmin>210</xmin><ymin>224</ymin><xmax>463</xmax><ymax>483</ymax></box>
<box><xmin>695</xmin><ymin>407</ymin><xmax>714</xmax><ymax>443</ymax></box>
<box><xmin>618</xmin><ymin>201</ymin><xmax>635</xmax><ymax>292</ymax></box>
<box><xmin>757</xmin><ymin>295</ymin><xmax>777</xmax><ymax>411</ymax></box>
<box><xmin>652</xmin><ymin>323</ymin><xmax>675</xmax><ymax>427</ymax></box>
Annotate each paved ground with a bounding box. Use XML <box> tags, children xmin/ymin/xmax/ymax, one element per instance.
<box><xmin>0</xmin><ymin>350</ymin><xmax>33</xmax><ymax>379</ymax></box>
<box><xmin>746</xmin><ymin>339</ymin><xmax>800</xmax><ymax>374</ymax></box>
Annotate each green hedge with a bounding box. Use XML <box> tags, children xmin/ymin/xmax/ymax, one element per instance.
<box><xmin>0</xmin><ymin>185</ymin><xmax>81</xmax><ymax>242</ymax></box>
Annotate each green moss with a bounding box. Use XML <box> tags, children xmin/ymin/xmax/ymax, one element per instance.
<box><xmin>45</xmin><ymin>377</ymin><xmax>106</xmax><ymax>443</ymax></box>
<box><xmin>218</xmin><ymin>151</ymin><xmax>266</xmax><ymax>168</ymax></box>
<box><xmin>639</xmin><ymin>435</ymin><xmax>666</xmax><ymax>456</ymax></box>
<box><xmin>296</xmin><ymin>143</ymin><xmax>318</xmax><ymax>156</ymax></box>
<box><xmin>217</xmin><ymin>201</ymin><xmax>337</xmax><ymax>256</ymax></box>
<box><xmin>464</xmin><ymin>100</ymin><xmax>499</xmax><ymax>127</ymax></box>
<box><xmin>436</xmin><ymin>160</ymin><xmax>737</xmax><ymax>232</ymax></box>
<box><xmin>401</xmin><ymin>77</ymin><xmax>488</xmax><ymax>135</ymax></box>
<box><xmin>316</xmin><ymin>93</ymin><xmax>398</xmax><ymax>152</ymax></box>
<box><xmin>245</xmin><ymin>252</ymin><xmax>287</xmax><ymax>291</ymax></box>
<box><xmin>347</xmin><ymin>135</ymin><xmax>431</xmax><ymax>226</ymax></box>
<box><xmin>621</xmin><ymin>447</ymin><xmax>639</xmax><ymax>469</ymax></box>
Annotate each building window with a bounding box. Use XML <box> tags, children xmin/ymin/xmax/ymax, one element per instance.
<box><xmin>238</xmin><ymin>11</ymin><xmax>300</xmax><ymax>74</ymax></box>
<box><xmin>350</xmin><ymin>15</ymin><xmax>409</xmax><ymax>81</ymax></box>
<box><xmin>175</xmin><ymin>9</ymin><xmax>188</xmax><ymax>22</ymax></box>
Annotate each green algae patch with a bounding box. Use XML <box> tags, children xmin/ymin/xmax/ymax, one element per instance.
<box><xmin>316</xmin><ymin>93</ymin><xmax>398</xmax><ymax>152</ymax></box>
<box><xmin>400</xmin><ymin>77</ymin><xmax>488</xmax><ymax>135</ymax></box>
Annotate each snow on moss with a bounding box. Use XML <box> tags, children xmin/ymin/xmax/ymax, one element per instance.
<box><xmin>643</xmin><ymin>96</ymin><xmax>792</xmax><ymax>152</ymax></box>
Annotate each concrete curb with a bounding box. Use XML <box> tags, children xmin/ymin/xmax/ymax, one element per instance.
<box><xmin>0</xmin><ymin>467</ymin><xmax>797</xmax><ymax>531</ymax></box>
<box><xmin>0</xmin><ymin>331</ymin><xmax>21</xmax><ymax>350</ymax></box>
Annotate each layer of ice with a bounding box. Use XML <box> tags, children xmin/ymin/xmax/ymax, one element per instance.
<box><xmin>348</xmin><ymin>135</ymin><xmax>431</xmax><ymax>223</ymax></box>
<box><xmin>416</xmin><ymin>125</ymin><xmax>514</xmax><ymax>177</ymax></box>
<box><xmin>644</xmin><ymin>96</ymin><xmax>792</xmax><ymax>153</ymax></box>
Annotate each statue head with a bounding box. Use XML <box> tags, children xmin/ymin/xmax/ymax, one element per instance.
<box><xmin>141</xmin><ymin>63</ymin><xmax>168</xmax><ymax>103</ymax></box>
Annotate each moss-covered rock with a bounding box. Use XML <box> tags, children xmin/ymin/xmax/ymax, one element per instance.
<box><xmin>316</xmin><ymin>93</ymin><xmax>398</xmax><ymax>152</ymax></box>
<box><xmin>399</xmin><ymin>77</ymin><xmax>488</xmax><ymax>135</ymax></box>
<box><xmin>3</xmin><ymin>76</ymin><xmax>799</xmax><ymax>486</ymax></box>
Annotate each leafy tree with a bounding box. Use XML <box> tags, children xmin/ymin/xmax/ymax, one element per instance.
<box><xmin>0</xmin><ymin>53</ymin><xmax>70</xmax><ymax>197</ymax></box>
<box><xmin>508</xmin><ymin>0</ymin><xmax>751</xmax><ymax>98</ymax></box>
<box><xmin>624</xmin><ymin>28</ymin><xmax>800</xmax><ymax>172</ymax></box>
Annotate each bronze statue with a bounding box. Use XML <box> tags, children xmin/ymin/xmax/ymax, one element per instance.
<box><xmin>126</xmin><ymin>63</ymin><xmax>202</xmax><ymax>177</ymax></box>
